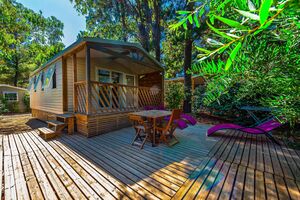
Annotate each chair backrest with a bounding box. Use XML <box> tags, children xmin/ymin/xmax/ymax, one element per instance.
<box><xmin>129</xmin><ymin>115</ymin><xmax>144</xmax><ymax>126</ymax></box>
<box><xmin>257</xmin><ymin>118</ymin><xmax>283</xmax><ymax>132</ymax></box>
<box><xmin>165</xmin><ymin>109</ymin><xmax>181</xmax><ymax>130</ymax></box>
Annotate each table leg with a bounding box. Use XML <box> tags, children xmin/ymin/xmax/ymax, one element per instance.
<box><xmin>67</xmin><ymin>118</ymin><xmax>75</xmax><ymax>134</ymax></box>
<box><xmin>152</xmin><ymin>118</ymin><xmax>157</xmax><ymax>147</ymax></box>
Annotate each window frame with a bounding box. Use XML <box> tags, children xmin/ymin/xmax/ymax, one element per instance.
<box><xmin>52</xmin><ymin>68</ymin><xmax>57</xmax><ymax>89</ymax></box>
<box><xmin>95</xmin><ymin>67</ymin><xmax>136</xmax><ymax>86</ymax></box>
<box><xmin>3</xmin><ymin>91</ymin><xmax>18</xmax><ymax>102</ymax></box>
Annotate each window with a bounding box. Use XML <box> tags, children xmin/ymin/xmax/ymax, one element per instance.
<box><xmin>126</xmin><ymin>75</ymin><xmax>135</xmax><ymax>86</ymax></box>
<box><xmin>111</xmin><ymin>71</ymin><xmax>122</xmax><ymax>84</ymax></box>
<box><xmin>52</xmin><ymin>68</ymin><xmax>57</xmax><ymax>88</ymax></box>
<box><xmin>41</xmin><ymin>72</ymin><xmax>44</xmax><ymax>91</ymax></box>
<box><xmin>4</xmin><ymin>92</ymin><xmax>18</xmax><ymax>101</ymax></box>
<box><xmin>98</xmin><ymin>69</ymin><xmax>110</xmax><ymax>83</ymax></box>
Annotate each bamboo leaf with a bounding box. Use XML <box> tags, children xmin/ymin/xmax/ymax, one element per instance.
<box><xmin>235</xmin><ymin>9</ymin><xmax>260</xmax><ymax>20</ymax></box>
<box><xmin>177</xmin><ymin>11</ymin><xmax>191</xmax><ymax>15</ymax></box>
<box><xmin>254</xmin><ymin>20</ymin><xmax>273</xmax><ymax>35</ymax></box>
<box><xmin>259</xmin><ymin>0</ymin><xmax>273</xmax><ymax>25</ymax></box>
<box><xmin>225</xmin><ymin>42</ymin><xmax>242</xmax><ymax>71</ymax></box>
<box><xmin>195</xmin><ymin>46</ymin><xmax>211</xmax><ymax>54</ymax></box>
<box><xmin>188</xmin><ymin>15</ymin><xmax>193</xmax><ymax>24</ymax></box>
<box><xmin>193</xmin><ymin>13</ymin><xmax>200</xmax><ymax>28</ymax></box>
<box><xmin>183</xmin><ymin>22</ymin><xmax>187</xmax><ymax>30</ymax></box>
<box><xmin>247</xmin><ymin>0</ymin><xmax>256</xmax><ymax>11</ymax></box>
<box><xmin>214</xmin><ymin>15</ymin><xmax>247</xmax><ymax>29</ymax></box>
<box><xmin>207</xmin><ymin>22</ymin><xmax>234</xmax><ymax>41</ymax></box>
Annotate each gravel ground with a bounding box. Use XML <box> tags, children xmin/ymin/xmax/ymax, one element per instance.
<box><xmin>0</xmin><ymin>113</ymin><xmax>46</xmax><ymax>134</ymax></box>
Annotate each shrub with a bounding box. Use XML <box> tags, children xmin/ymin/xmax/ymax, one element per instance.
<box><xmin>164</xmin><ymin>82</ymin><xmax>184</xmax><ymax>109</ymax></box>
<box><xmin>192</xmin><ymin>85</ymin><xmax>206</xmax><ymax>112</ymax></box>
<box><xmin>23</xmin><ymin>93</ymin><xmax>30</xmax><ymax>112</ymax></box>
<box><xmin>0</xmin><ymin>97</ymin><xmax>9</xmax><ymax>114</ymax></box>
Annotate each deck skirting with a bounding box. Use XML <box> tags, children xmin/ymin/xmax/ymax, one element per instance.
<box><xmin>76</xmin><ymin>112</ymin><xmax>132</xmax><ymax>137</ymax></box>
<box><xmin>32</xmin><ymin>108</ymin><xmax>132</xmax><ymax>137</ymax></box>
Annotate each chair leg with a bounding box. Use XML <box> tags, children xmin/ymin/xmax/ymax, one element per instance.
<box><xmin>140</xmin><ymin>133</ymin><xmax>149</xmax><ymax>149</ymax></box>
<box><xmin>160</xmin><ymin>131</ymin><xmax>169</xmax><ymax>146</ymax></box>
<box><xmin>131</xmin><ymin>129</ymin><xmax>141</xmax><ymax>145</ymax></box>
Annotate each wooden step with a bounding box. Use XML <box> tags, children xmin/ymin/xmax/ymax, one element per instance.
<box><xmin>46</xmin><ymin>120</ymin><xmax>66</xmax><ymax>133</ymax></box>
<box><xmin>38</xmin><ymin>127</ymin><xmax>58</xmax><ymax>140</ymax></box>
<box><xmin>47</xmin><ymin>120</ymin><xmax>65</xmax><ymax>126</ymax></box>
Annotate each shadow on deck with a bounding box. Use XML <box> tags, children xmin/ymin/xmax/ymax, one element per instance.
<box><xmin>1</xmin><ymin>124</ymin><xmax>300</xmax><ymax>199</ymax></box>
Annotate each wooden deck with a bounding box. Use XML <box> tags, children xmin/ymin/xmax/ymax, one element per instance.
<box><xmin>1</xmin><ymin>125</ymin><xmax>300</xmax><ymax>199</ymax></box>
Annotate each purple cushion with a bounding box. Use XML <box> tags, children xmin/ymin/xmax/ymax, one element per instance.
<box><xmin>181</xmin><ymin>114</ymin><xmax>197</xmax><ymax>125</ymax></box>
<box><xmin>174</xmin><ymin>119</ymin><xmax>188</xmax><ymax>130</ymax></box>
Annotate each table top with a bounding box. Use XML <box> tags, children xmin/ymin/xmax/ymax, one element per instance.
<box><xmin>129</xmin><ymin>110</ymin><xmax>172</xmax><ymax>118</ymax></box>
<box><xmin>240</xmin><ymin>106</ymin><xmax>272</xmax><ymax>112</ymax></box>
<box><xmin>56</xmin><ymin>113</ymin><xmax>75</xmax><ymax>119</ymax></box>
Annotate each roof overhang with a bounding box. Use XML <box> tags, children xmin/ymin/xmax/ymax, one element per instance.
<box><xmin>0</xmin><ymin>84</ymin><xmax>27</xmax><ymax>91</ymax></box>
<box><xmin>31</xmin><ymin>37</ymin><xmax>164</xmax><ymax>76</ymax></box>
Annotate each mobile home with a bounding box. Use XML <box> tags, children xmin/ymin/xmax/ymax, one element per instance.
<box><xmin>28</xmin><ymin>38</ymin><xmax>164</xmax><ymax>137</ymax></box>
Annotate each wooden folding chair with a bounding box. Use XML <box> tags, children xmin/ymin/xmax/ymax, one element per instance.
<box><xmin>156</xmin><ymin>109</ymin><xmax>181</xmax><ymax>146</ymax></box>
<box><xmin>129</xmin><ymin>115</ymin><xmax>153</xmax><ymax>149</ymax></box>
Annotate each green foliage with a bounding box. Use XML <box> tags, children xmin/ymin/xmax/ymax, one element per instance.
<box><xmin>164</xmin><ymin>82</ymin><xmax>185</xmax><ymax>109</ymax></box>
<box><xmin>7</xmin><ymin>102</ymin><xmax>19</xmax><ymax>113</ymax></box>
<box><xmin>192</xmin><ymin>85</ymin><xmax>206</xmax><ymax>112</ymax></box>
<box><xmin>172</xmin><ymin>0</ymin><xmax>300</xmax><ymax>130</ymax></box>
<box><xmin>0</xmin><ymin>0</ymin><xmax>64</xmax><ymax>87</ymax></box>
<box><xmin>0</xmin><ymin>97</ymin><xmax>9</xmax><ymax>114</ymax></box>
<box><xmin>23</xmin><ymin>93</ymin><xmax>30</xmax><ymax>112</ymax></box>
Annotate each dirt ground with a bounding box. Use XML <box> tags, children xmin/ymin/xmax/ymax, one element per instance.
<box><xmin>0</xmin><ymin>114</ymin><xmax>46</xmax><ymax>134</ymax></box>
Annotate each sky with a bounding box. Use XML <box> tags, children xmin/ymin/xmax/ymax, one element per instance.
<box><xmin>17</xmin><ymin>0</ymin><xmax>86</xmax><ymax>46</ymax></box>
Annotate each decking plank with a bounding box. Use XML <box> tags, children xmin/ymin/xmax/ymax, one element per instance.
<box><xmin>86</xmin><ymin>134</ymin><xmax>189</xmax><ymax>184</ymax></box>
<box><xmin>8</xmin><ymin>134</ymin><xmax>30</xmax><ymax>200</ymax></box>
<box><xmin>104</xmin><ymin>131</ymin><xmax>204</xmax><ymax>169</ymax></box>
<box><xmin>13</xmin><ymin>133</ymin><xmax>44</xmax><ymax>200</ymax></box>
<box><xmin>0</xmin><ymin>135</ymin><xmax>3</xmax><ymax>200</ymax></box>
<box><xmin>101</xmin><ymin>135</ymin><xmax>197</xmax><ymax>175</ymax></box>
<box><xmin>218</xmin><ymin>163</ymin><xmax>238</xmax><ymax>200</ymax></box>
<box><xmin>243</xmin><ymin>167</ymin><xmax>255</xmax><ymax>200</ymax></box>
<box><xmin>182</xmin><ymin>158</ymin><xmax>218</xmax><ymax>199</ymax></box>
<box><xmin>255</xmin><ymin>170</ymin><xmax>266</xmax><ymax>200</ymax></box>
<box><xmin>231</xmin><ymin>165</ymin><xmax>246</xmax><ymax>199</ymax></box>
<box><xmin>194</xmin><ymin>159</ymin><xmax>224</xmax><ymax>199</ymax></box>
<box><xmin>62</xmin><ymin>134</ymin><xmax>172</xmax><ymax>199</ymax></box>
<box><xmin>2</xmin><ymin>125</ymin><xmax>300</xmax><ymax>199</ymax></box>
<box><xmin>264</xmin><ymin>172</ymin><xmax>278</xmax><ymax>200</ymax></box>
<box><xmin>22</xmin><ymin>132</ymin><xmax>73</xmax><ymax>200</ymax></box>
<box><xmin>50</xmin><ymin>139</ymin><xmax>142</xmax><ymax>200</ymax></box>
<box><xmin>3</xmin><ymin>135</ymin><xmax>17</xmax><ymax>200</ymax></box>
<box><xmin>17</xmin><ymin>133</ymin><xmax>58</xmax><ymax>200</ymax></box>
<box><xmin>29</xmin><ymin>132</ymin><xmax>101</xmax><ymax>199</ymax></box>
<box><xmin>171</xmin><ymin>157</ymin><xmax>211</xmax><ymax>199</ymax></box>
<box><xmin>256</xmin><ymin>135</ymin><xmax>264</xmax><ymax>172</ymax></box>
<box><xmin>26</xmin><ymin>132</ymin><xmax>86</xmax><ymax>199</ymax></box>
<box><xmin>60</xmin><ymin>134</ymin><xmax>161</xmax><ymax>200</ymax></box>
<box><xmin>274</xmin><ymin>175</ymin><xmax>290</xmax><ymax>200</ymax></box>
<box><xmin>72</xmin><ymin>135</ymin><xmax>183</xmax><ymax>191</ymax></box>
<box><xmin>205</xmin><ymin>161</ymin><xmax>231</xmax><ymax>200</ymax></box>
<box><xmin>285</xmin><ymin>178</ymin><xmax>300</xmax><ymax>200</ymax></box>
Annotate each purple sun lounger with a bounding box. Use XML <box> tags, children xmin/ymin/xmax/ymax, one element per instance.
<box><xmin>207</xmin><ymin>119</ymin><xmax>282</xmax><ymax>144</ymax></box>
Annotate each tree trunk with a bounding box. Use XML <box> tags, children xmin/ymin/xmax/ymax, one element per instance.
<box><xmin>120</xmin><ymin>0</ymin><xmax>127</xmax><ymax>42</ymax></box>
<box><xmin>13</xmin><ymin>64</ymin><xmax>19</xmax><ymax>86</ymax></box>
<box><xmin>136</xmin><ymin>0</ymin><xmax>150</xmax><ymax>51</ymax></box>
<box><xmin>152</xmin><ymin>0</ymin><xmax>161</xmax><ymax>61</ymax></box>
<box><xmin>183</xmin><ymin>1</ymin><xmax>194</xmax><ymax>113</ymax></box>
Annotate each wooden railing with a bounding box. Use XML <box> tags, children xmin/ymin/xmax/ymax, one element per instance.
<box><xmin>74</xmin><ymin>81</ymin><xmax>163</xmax><ymax>114</ymax></box>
